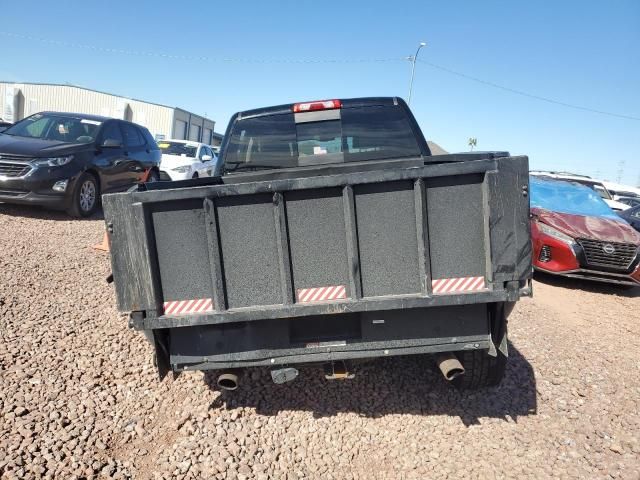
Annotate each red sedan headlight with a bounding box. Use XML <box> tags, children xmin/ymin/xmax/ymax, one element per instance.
<box><xmin>535</xmin><ymin>221</ymin><xmax>576</xmax><ymax>246</ymax></box>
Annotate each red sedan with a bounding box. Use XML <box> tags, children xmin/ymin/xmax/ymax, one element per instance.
<box><xmin>530</xmin><ymin>177</ymin><xmax>640</xmax><ymax>287</ymax></box>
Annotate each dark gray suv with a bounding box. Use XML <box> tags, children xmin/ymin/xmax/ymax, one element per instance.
<box><xmin>0</xmin><ymin>112</ymin><xmax>161</xmax><ymax>216</ymax></box>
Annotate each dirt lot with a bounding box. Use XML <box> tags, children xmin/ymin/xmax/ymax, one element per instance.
<box><xmin>0</xmin><ymin>204</ymin><xmax>639</xmax><ymax>480</ymax></box>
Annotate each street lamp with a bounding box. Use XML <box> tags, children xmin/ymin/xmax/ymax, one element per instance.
<box><xmin>407</xmin><ymin>42</ymin><xmax>427</xmax><ymax>106</ymax></box>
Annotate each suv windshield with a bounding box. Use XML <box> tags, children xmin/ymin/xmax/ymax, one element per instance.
<box><xmin>223</xmin><ymin>104</ymin><xmax>422</xmax><ymax>172</ymax></box>
<box><xmin>158</xmin><ymin>141</ymin><xmax>198</xmax><ymax>158</ymax></box>
<box><xmin>3</xmin><ymin>113</ymin><xmax>101</xmax><ymax>144</ymax></box>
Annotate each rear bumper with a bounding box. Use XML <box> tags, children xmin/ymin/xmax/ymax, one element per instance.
<box><xmin>176</xmin><ymin>340</ymin><xmax>492</xmax><ymax>371</ymax></box>
<box><xmin>162</xmin><ymin>303</ymin><xmax>496</xmax><ymax>371</ymax></box>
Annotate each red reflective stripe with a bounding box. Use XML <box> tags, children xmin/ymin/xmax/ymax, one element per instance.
<box><xmin>320</xmin><ymin>285</ymin><xmax>335</xmax><ymax>301</ymax></box>
<box><xmin>459</xmin><ymin>276</ymin><xmax>476</xmax><ymax>291</ymax></box>
<box><xmin>178</xmin><ymin>299</ymin><xmax>195</xmax><ymax>314</ymax></box>
<box><xmin>298</xmin><ymin>288</ymin><xmax>312</xmax><ymax>302</ymax></box>
<box><xmin>432</xmin><ymin>276</ymin><xmax>486</xmax><ymax>294</ymax></box>
<box><xmin>454</xmin><ymin>277</ymin><xmax>470</xmax><ymax>290</ymax></box>
<box><xmin>327</xmin><ymin>285</ymin><xmax>344</xmax><ymax>300</ymax></box>
<box><xmin>431</xmin><ymin>279</ymin><xmax>443</xmax><ymax>293</ymax></box>
<box><xmin>163</xmin><ymin>298</ymin><xmax>214</xmax><ymax>315</ymax></box>
<box><xmin>191</xmin><ymin>298</ymin><xmax>206</xmax><ymax>312</ymax></box>
<box><xmin>440</xmin><ymin>278</ymin><xmax>458</xmax><ymax>293</ymax></box>
<box><xmin>163</xmin><ymin>301</ymin><xmax>174</xmax><ymax>314</ymax></box>
<box><xmin>470</xmin><ymin>276</ymin><xmax>486</xmax><ymax>290</ymax></box>
<box><xmin>309</xmin><ymin>287</ymin><xmax>325</xmax><ymax>302</ymax></box>
<box><xmin>297</xmin><ymin>285</ymin><xmax>348</xmax><ymax>303</ymax></box>
<box><xmin>171</xmin><ymin>300</ymin><xmax>186</xmax><ymax>314</ymax></box>
<box><xmin>444</xmin><ymin>278</ymin><xmax>460</xmax><ymax>292</ymax></box>
<box><xmin>447</xmin><ymin>277</ymin><xmax>466</xmax><ymax>292</ymax></box>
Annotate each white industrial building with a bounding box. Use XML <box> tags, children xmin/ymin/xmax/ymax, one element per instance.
<box><xmin>0</xmin><ymin>81</ymin><xmax>220</xmax><ymax>145</ymax></box>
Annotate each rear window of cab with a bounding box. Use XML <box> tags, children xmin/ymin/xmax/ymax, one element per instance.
<box><xmin>223</xmin><ymin>105</ymin><xmax>421</xmax><ymax>171</ymax></box>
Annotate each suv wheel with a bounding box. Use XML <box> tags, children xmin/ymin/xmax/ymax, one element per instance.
<box><xmin>67</xmin><ymin>172</ymin><xmax>99</xmax><ymax>218</ymax></box>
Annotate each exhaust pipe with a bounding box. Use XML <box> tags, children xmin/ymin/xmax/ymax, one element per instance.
<box><xmin>436</xmin><ymin>353</ymin><xmax>465</xmax><ymax>381</ymax></box>
<box><xmin>217</xmin><ymin>371</ymin><xmax>240</xmax><ymax>391</ymax></box>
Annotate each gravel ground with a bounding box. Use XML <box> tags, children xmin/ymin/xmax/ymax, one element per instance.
<box><xmin>1</xmin><ymin>203</ymin><xmax>639</xmax><ymax>479</ymax></box>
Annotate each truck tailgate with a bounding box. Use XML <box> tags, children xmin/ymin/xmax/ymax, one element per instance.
<box><xmin>103</xmin><ymin>156</ymin><xmax>531</xmax><ymax>330</ymax></box>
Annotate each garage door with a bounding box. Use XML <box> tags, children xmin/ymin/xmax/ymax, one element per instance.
<box><xmin>189</xmin><ymin>124</ymin><xmax>201</xmax><ymax>142</ymax></box>
<box><xmin>174</xmin><ymin>120</ymin><xmax>187</xmax><ymax>140</ymax></box>
<box><xmin>203</xmin><ymin>128</ymin><xmax>212</xmax><ymax>145</ymax></box>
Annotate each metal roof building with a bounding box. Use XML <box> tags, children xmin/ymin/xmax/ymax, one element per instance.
<box><xmin>0</xmin><ymin>81</ymin><xmax>220</xmax><ymax>145</ymax></box>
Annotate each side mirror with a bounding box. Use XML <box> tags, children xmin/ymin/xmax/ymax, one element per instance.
<box><xmin>102</xmin><ymin>138</ymin><xmax>123</xmax><ymax>148</ymax></box>
<box><xmin>201</xmin><ymin>155</ymin><xmax>213</xmax><ymax>162</ymax></box>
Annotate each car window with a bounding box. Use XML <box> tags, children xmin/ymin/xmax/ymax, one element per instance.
<box><xmin>121</xmin><ymin>123</ymin><xmax>145</xmax><ymax>147</ymax></box>
<box><xmin>633</xmin><ymin>208</ymin><xmax>640</xmax><ymax>219</ymax></box>
<box><xmin>297</xmin><ymin>120</ymin><xmax>342</xmax><ymax>157</ymax></box>
<box><xmin>23</xmin><ymin>117</ymin><xmax>49</xmax><ymax>137</ymax></box>
<box><xmin>223</xmin><ymin>104</ymin><xmax>422</xmax><ymax>171</ymax></box>
<box><xmin>592</xmin><ymin>184</ymin><xmax>612</xmax><ymax>200</ymax></box>
<box><xmin>100</xmin><ymin>122</ymin><xmax>124</xmax><ymax>144</ymax></box>
<box><xmin>140</xmin><ymin>127</ymin><xmax>157</xmax><ymax>147</ymax></box>
<box><xmin>341</xmin><ymin>106</ymin><xmax>421</xmax><ymax>161</ymax></box>
<box><xmin>4</xmin><ymin>113</ymin><xmax>101</xmax><ymax>144</ymax></box>
<box><xmin>158</xmin><ymin>141</ymin><xmax>197</xmax><ymax>157</ymax></box>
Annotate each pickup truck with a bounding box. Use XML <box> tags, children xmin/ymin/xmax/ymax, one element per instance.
<box><xmin>103</xmin><ymin>97</ymin><xmax>532</xmax><ymax>390</ymax></box>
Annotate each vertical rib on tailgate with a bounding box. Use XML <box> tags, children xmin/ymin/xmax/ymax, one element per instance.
<box><xmin>103</xmin><ymin>156</ymin><xmax>531</xmax><ymax>322</ymax></box>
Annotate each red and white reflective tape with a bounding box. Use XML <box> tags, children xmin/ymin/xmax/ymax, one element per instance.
<box><xmin>431</xmin><ymin>276</ymin><xmax>486</xmax><ymax>295</ymax></box>
<box><xmin>163</xmin><ymin>298</ymin><xmax>214</xmax><ymax>315</ymax></box>
<box><xmin>297</xmin><ymin>284</ymin><xmax>347</xmax><ymax>303</ymax></box>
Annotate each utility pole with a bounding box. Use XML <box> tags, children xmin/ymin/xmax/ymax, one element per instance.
<box><xmin>407</xmin><ymin>42</ymin><xmax>427</xmax><ymax>106</ymax></box>
<box><xmin>616</xmin><ymin>159</ymin><xmax>625</xmax><ymax>183</ymax></box>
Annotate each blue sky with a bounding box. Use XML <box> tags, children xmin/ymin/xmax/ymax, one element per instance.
<box><xmin>1</xmin><ymin>0</ymin><xmax>639</xmax><ymax>185</ymax></box>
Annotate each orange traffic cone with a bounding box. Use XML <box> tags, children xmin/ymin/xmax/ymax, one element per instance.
<box><xmin>93</xmin><ymin>231</ymin><xmax>110</xmax><ymax>252</ymax></box>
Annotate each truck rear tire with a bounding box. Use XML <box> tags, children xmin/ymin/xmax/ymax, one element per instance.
<box><xmin>452</xmin><ymin>348</ymin><xmax>507</xmax><ymax>389</ymax></box>
<box><xmin>453</xmin><ymin>303</ymin><xmax>508</xmax><ymax>389</ymax></box>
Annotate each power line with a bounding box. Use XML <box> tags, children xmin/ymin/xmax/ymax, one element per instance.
<box><xmin>416</xmin><ymin>58</ymin><xmax>640</xmax><ymax>121</ymax></box>
<box><xmin>2</xmin><ymin>30</ymin><xmax>638</xmax><ymax>122</ymax></box>
<box><xmin>0</xmin><ymin>31</ymin><xmax>400</xmax><ymax>64</ymax></box>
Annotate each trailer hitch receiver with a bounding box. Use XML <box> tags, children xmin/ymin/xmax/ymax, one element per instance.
<box><xmin>324</xmin><ymin>361</ymin><xmax>354</xmax><ymax>380</ymax></box>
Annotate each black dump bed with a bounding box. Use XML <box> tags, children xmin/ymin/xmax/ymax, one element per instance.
<box><xmin>103</xmin><ymin>97</ymin><xmax>532</xmax><ymax>375</ymax></box>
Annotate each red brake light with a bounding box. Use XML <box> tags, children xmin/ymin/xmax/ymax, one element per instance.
<box><xmin>293</xmin><ymin>99</ymin><xmax>341</xmax><ymax>113</ymax></box>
